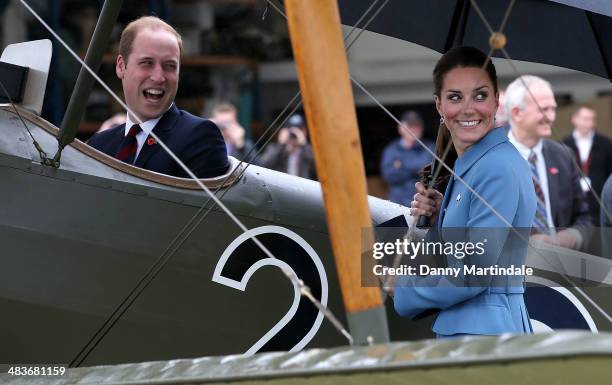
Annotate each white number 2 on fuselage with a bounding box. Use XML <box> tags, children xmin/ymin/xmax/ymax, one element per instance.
<box><xmin>212</xmin><ymin>225</ymin><xmax>329</xmax><ymax>355</ymax></box>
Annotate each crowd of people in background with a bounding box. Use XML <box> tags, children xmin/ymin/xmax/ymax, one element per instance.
<box><xmin>208</xmin><ymin>104</ymin><xmax>317</xmax><ymax>180</ymax></box>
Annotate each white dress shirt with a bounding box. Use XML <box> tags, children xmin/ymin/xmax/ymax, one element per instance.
<box><xmin>124</xmin><ymin>113</ymin><xmax>163</xmax><ymax>159</ymax></box>
<box><xmin>508</xmin><ymin>130</ymin><xmax>555</xmax><ymax>228</ymax></box>
<box><xmin>572</xmin><ymin>130</ymin><xmax>594</xmax><ymax>164</ymax></box>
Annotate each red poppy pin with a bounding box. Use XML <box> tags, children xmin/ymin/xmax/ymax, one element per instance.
<box><xmin>147</xmin><ymin>137</ymin><xmax>157</xmax><ymax>146</ymax></box>
<box><xmin>549</xmin><ymin>167</ymin><xmax>558</xmax><ymax>175</ymax></box>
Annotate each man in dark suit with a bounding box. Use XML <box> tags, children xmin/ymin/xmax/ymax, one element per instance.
<box><xmin>562</xmin><ymin>106</ymin><xmax>612</xmax><ymax>225</ymax></box>
<box><xmin>505</xmin><ymin>75</ymin><xmax>591</xmax><ymax>250</ymax></box>
<box><xmin>88</xmin><ymin>16</ymin><xmax>229</xmax><ymax>178</ymax></box>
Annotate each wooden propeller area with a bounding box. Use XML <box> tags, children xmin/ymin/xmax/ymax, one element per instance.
<box><xmin>284</xmin><ymin>0</ymin><xmax>389</xmax><ymax>343</ymax></box>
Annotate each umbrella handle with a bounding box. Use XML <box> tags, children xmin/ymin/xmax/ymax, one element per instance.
<box><xmin>416</xmin><ymin>213</ymin><xmax>430</xmax><ymax>228</ymax></box>
<box><xmin>415</xmin><ymin>174</ymin><xmax>433</xmax><ymax>228</ymax></box>
<box><xmin>415</xmin><ymin>140</ymin><xmax>452</xmax><ymax>228</ymax></box>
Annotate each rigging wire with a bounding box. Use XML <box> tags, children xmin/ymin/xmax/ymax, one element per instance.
<box><xmin>172</xmin><ymin>0</ymin><xmax>391</xmax><ymax>241</ymax></box>
<box><xmin>262</xmin><ymin>0</ymin><xmax>543</xmax><ymax>321</ymax></box>
<box><xmin>269</xmin><ymin>0</ymin><xmax>612</xmax><ymax>322</ymax></box>
<box><xmin>468</xmin><ymin>0</ymin><xmax>612</xmax><ymax>322</ymax></box>
<box><xmin>469</xmin><ymin>0</ymin><xmax>612</xmax><ymax>227</ymax></box>
<box><xmin>66</xmin><ymin>0</ymin><xmax>395</xmax><ymax>364</ymax></box>
<box><xmin>267</xmin><ymin>2</ymin><xmax>521</xmax><ymax>230</ymax></box>
<box><xmin>142</xmin><ymin>2</ymin><xmax>401</xmax><ymax>348</ymax></box>
<box><xmin>119</xmin><ymin>0</ymin><xmax>398</xmax><ymax>352</ymax></box>
<box><xmin>100</xmin><ymin>0</ymin><xmax>397</xmax><ymax>353</ymax></box>
<box><xmin>11</xmin><ymin>0</ymin><xmax>609</xmax><ymax>367</ymax></box>
<box><xmin>0</xmin><ymin>81</ymin><xmax>50</xmax><ymax>163</ymax></box>
<box><xmin>351</xmin><ymin>74</ymin><xmax>612</xmax><ymax>324</ymax></box>
<box><xmin>342</xmin><ymin>0</ymin><xmax>383</xmax><ymax>46</ymax></box>
<box><xmin>379</xmin><ymin>44</ymin><xmax>498</xmax><ymax>297</ymax></box>
<box><xmin>12</xmin><ymin>0</ymin><xmax>394</xmax><ymax>366</ymax></box>
<box><xmin>362</xmin><ymin>0</ymin><xmax>612</xmax><ymax>322</ymax></box>
<box><xmin>12</xmin><ymin>0</ymin><xmax>348</xmax><ymax>366</ymax></box>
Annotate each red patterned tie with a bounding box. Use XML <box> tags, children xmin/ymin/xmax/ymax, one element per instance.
<box><xmin>115</xmin><ymin>125</ymin><xmax>141</xmax><ymax>164</ymax></box>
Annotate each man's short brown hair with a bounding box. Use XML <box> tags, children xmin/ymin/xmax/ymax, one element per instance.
<box><xmin>212</xmin><ymin>102</ymin><xmax>237</xmax><ymax>116</ymax></box>
<box><xmin>573</xmin><ymin>104</ymin><xmax>595</xmax><ymax>116</ymax></box>
<box><xmin>118</xmin><ymin>16</ymin><xmax>183</xmax><ymax>63</ymax></box>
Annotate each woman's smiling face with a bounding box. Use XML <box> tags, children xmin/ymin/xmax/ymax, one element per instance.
<box><xmin>435</xmin><ymin>66</ymin><xmax>499</xmax><ymax>155</ymax></box>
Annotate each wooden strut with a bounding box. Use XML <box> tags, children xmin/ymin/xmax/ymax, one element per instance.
<box><xmin>284</xmin><ymin>0</ymin><xmax>388</xmax><ymax>342</ymax></box>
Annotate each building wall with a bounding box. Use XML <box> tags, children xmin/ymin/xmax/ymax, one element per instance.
<box><xmin>260</xmin><ymin>29</ymin><xmax>611</xmax><ymax>137</ymax></box>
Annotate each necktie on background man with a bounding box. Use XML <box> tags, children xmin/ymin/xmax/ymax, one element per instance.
<box><xmin>529</xmin><ymin>151</ymin><xmax>551</xmax><ymax>234</ymax></box>
<box><xmin>115</xmin><ymin>125</ymin><xmax>141</xmax><ymax>164</ymax></box>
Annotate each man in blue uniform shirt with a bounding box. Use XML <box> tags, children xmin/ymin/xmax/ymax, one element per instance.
<box><xmin>381</xmin><ymin>111</ymin><xmax>434</xmax><ymax>206</ymax></box>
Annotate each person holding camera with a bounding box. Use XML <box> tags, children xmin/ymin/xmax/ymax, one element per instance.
<box><xmin>211</xmin><ymin>102</ymin><xmax>256</xmax><ymax>163</ymax></box>
<box><xmin>260</xmin><ymin>114</ymin><xmax>316</xmax><ymax>180</ymax></box>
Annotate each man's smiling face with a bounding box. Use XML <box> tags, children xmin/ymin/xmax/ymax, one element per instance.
<box><xmin>116</xmin><ymin>27</ymin><xmax>180</xmax><ymax>122</ymax></box>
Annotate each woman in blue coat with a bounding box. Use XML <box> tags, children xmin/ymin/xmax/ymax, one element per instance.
<box><xmin>394</xmin><ymin>46</ymin><xmax>537</xmax><ymax>337</ymax></box>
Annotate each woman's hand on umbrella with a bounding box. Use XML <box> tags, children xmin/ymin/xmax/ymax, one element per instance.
<box><xmin>410</xmin><ymin>182</ymin><xmax>443</xmax><ymax>226</ymax></box>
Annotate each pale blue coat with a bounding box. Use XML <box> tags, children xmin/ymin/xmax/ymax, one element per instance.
<box><xmin>394</xmin><ymin>127</ymin><xmax>536</xmax><ymax>336</ymax></box>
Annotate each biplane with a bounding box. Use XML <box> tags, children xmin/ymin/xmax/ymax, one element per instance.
<box><xmin>0</xmin><ymin>1</ymin><xmax>611</xmax><ymax>382</ymax></box>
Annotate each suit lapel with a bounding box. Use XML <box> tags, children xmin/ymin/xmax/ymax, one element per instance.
<box><xmin>567</xmin><ymin>135</ymin><xmax>579</xmax><ymax>154</ymax></box>
<box><xmin>101</xmin><ymin>124</ymin><xmax>127</xmax><ymax>157</ymax></box>
<box><xmin>134</xmin><ymin>105</ymin><xmax>180</xmax><ymax>168</ymax></box>
<box><xmin>589</xmin><ymin>133</ymin><xmax>600</xmax><ymax>164</ymax></box>
<box><xmin>542</xmin><ymin>141</ymin><xmax>559</xmax><ymax>223</ymax></box>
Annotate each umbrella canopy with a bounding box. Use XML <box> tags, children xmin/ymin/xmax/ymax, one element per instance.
<box><xmin>339</xmin><ymin>0</ymin><xmax>612</xmax><ymax>80</ymax></box>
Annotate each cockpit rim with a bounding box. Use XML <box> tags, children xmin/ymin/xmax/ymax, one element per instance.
<box><xmin>0</xmin><ymin>104</ymin><xmax>245</xmax><ymax>190</ymax></box>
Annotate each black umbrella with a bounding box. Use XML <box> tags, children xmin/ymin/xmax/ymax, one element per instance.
<box><xmin>338</xmin><ymin>0</ymin><xmax>612</xmax><ymax>81</ymax></box>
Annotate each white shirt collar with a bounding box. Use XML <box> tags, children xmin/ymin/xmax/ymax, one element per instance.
<box><xmin>508</xmin><ymin>128</ymin><xmax>543</xmax><ymax>160</ymax></box>
<box><xmin>122</xmin><ymin>104</ymin><xmax>173</xmax><ymax>159</ymax></box>
<box><xmin>572</xmin><ymin>129</ymin><xmax>594</xmax><ymax>142</ymax></box>
<box><xmin>124</xmin><ymin>114</ymin><xmax>162</xmax><ymax>137</ymax></box>
<box><xmin>124</xmin><ymin>103</ymin><xmax>174</xmax><ymax>137</ymax></box>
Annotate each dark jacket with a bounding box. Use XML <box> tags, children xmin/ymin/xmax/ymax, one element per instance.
<box><xmin>562</xmin><ymin>132</ymin><xmax>612</xmax><ymax>225</ymax></box>
<box><xmin>88</xmin><ymin>104</ymin><xmax>229</xmax><ymax>178</ymax></box>
<box><xmin>229</xmin><ymin>139</ymin><xmax>257</xmax><ymax>164</ymax></box>
<box><xmin>259</xmin><ymin>143</ymin><xmax>316</xmax><ymax>180</ymax></box>
<box><xmin>542</xmin><ymin>139</ymin><xmax>591</xmax><ymax>228</ymax></box>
